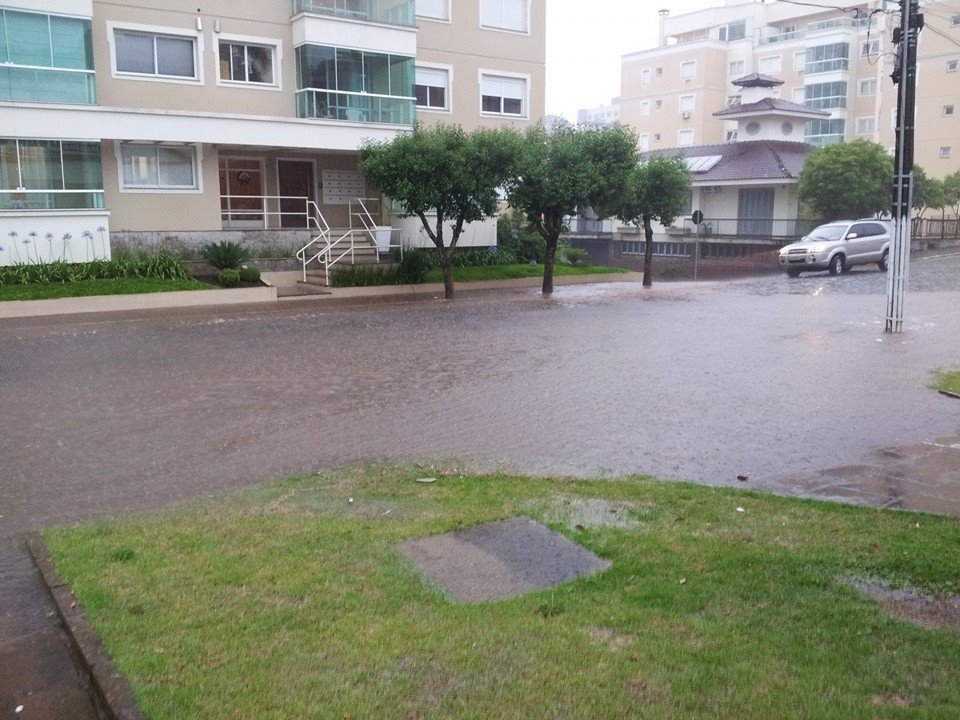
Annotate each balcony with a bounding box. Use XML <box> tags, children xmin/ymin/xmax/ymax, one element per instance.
<box><xmin>296</xmin><ymin>88</ymin><xmax>414</xmax><ymax>124</ymax></box>
<box><xmin>292</xmin><ymin>0</ymin><xmax>414</xmax><ymax>26</ymax></box>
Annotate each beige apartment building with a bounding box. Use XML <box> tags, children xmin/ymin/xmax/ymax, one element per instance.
<box><xmin>620</xmin><ymin>0</ymin><xmax>960</xmax><ymax>178</ymax></box>
<box><xmin>1</xmin><ymin>0</ymin><xmax>545</xmax><ymax>266</ymax></box>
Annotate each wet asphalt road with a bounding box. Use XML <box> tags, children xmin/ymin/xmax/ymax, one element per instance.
<box><xmin>2</xmin><ymin>252</ymin><xmax>960</xmax><ymax>718</ymax></box>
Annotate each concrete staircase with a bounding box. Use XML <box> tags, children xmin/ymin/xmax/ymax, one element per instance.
<box><xmin>300</xmin><ymin>228</ymin><xmax>388</xmax><ymax>287</ymax></box>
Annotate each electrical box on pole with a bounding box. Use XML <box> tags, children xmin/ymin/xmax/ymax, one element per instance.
<box><xmin>886</xmin><ymin>0</ymin><xmax>923</xmax><ymax>333</ymax></box>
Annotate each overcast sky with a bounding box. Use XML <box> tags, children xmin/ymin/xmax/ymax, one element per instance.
<box><xmin>545</xmin><ymin>0</ymin><xmax>723</xmax><ymax>119</ymax></box>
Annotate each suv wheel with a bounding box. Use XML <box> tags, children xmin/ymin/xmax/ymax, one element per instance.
<box><xmin>828</xmin><ymin>254</ymin><xmax>845</xmax><ymax>276</ymax></box>
<box><xmin>787</xmin><ymin>268</ymin><xmax>800</xmax><ymax>279</ymax></box>
<box><xmin>878</xmin><ymin>248</ymin><xmax>889</xmax><ymax>272</ymax></box>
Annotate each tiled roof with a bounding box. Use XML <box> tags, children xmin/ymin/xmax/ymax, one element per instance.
<box><xmin>646</xmin><ymin>140</ymin><xmax>813</xmax><ymax>182</ymax></box>
<box><xmin>731</xmin><ymin>72</ymin><xmax>784</xmax><ymax>88</ymax></box>
<box><xmin>713</xmin><ymin>97</ymin><xmax>828</xmax><ymax>118</ymax></box>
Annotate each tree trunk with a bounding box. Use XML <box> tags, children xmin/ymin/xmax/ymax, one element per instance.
<box><xmin>541</xmin><ymin>237</ymin><xmax>558</xmax><ymax>295</ymax></box>
<box><xmin>642</xmin><ymin>214</ymin><xmax>654</xmax><ymax>288</ymax></box>
<box><xmin>441</xmin><ymin>248</ymin><xmax>455</xmax><ymax>300</ymax></box>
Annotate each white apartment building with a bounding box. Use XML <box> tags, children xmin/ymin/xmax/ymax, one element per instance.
<box><xmin>576</xmin><ymin>98</ymin><xmax>621</xmax><ymax>126</ymax></box>
<box><xmin>620</xmin><ymin>0</ymin><xmax>960</xmax><ymax>178</ymax></box>
<box><xmin>1</xmin><ymin>0</ymin><xmax>545</xmax><ymax>265</ymax></box>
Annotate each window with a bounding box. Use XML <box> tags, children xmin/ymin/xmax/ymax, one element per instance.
<box><xmin>940</xmin><ymin>146</ymin><xmax>952</xmax><ymax>158</ymax></box>
<box><xmin>792</xmin><ymin>87</ymin><xmax>806</xmax><ymax>104</ymax></box>
<box><xmin>0</xmin><ymin>138</ymin><xmax>103</xmax><ymax>209</ymax></box>
<box><xmin>794</xmin><ymin>51</ymin><xmax>806</xmax><ymax>70</ymax></box>
<box><xmin>804</xmin><ymin>81</ymin><xmax>847</xmax><ymax>109</ymax></box>
<box><xmin>678</xmin><ymin>129</ymin><xmax>694</xmax><ymax>146</ymax></box>
<box><xmin>718</xmin><ymin>20</ymin><xmax>745</xmax><ymax>42</ymax></box>
<box><xmin>639</xmin><ymin>133</ymin><xmax>649</xmax><ymax>151</ymax></box>
<box><xmin>655</xmin><ymin>99</ymin><xmax>662</xmax><ymax>109</ymax></box>
<box><xmin>952</xmin><ymin>15</ymin><xmax>960</xmax><ymax>27</ymax></box>
<box><xmin>654</xmin><ymin>133</ymin><xmax>661</xmax><ymax>141</ymax></box>
<box><xmin>948</xmin><ymin>59</ymin><xmax>959</xmax><ymax>72</ymax></box>
<box><xmin>114</xmin><ymin>29</ymin><xmax>197</xmax><ymax>79</ymax></box>
<box><xmin>640</xmin><ymin>100</ymin><xmax>650</xmax><ymax>117</ymax></box>
<box><xmin>0</xmin><ymin>9</ymin><xmax>95</xmax><ymax>103</ymax></box>
<box><xmin>119</xmin><ymin>143</ymin><xmax>198</xmax><ymax>190</ymax></box>
<box><xmin>481</xmin><ymin>0</ymin><xmax>526</xmax><ymax>32</ymax></box>
<box><xmin>858</xmin><ymin>78</ymin><xmax>877</xmax><ymax>95</ymax></box>
<box><xmin>805</xmin><ymin>118</ymin><xmax>845</xmax><ymax>146</ymax></box>
<box><xmin>414</xmin><ymin>66</ymin><xmax>449</xmax><ymax>110</ymax></box>
<box><xmin>480</xmin><ymin>73</ymin><xmax>525</xmax><ymax>116</ymax></box>
<box><xmin>758</xmin><ymin>55</ymin><xmax>781</xmax><ymax>74</ymax></box>
<box><xmin>679</xmin><ymin>94</ymin><xmax>695</xmax><ymax>113</ymax></box>
<box><xmin>656</xmin><ymin>66</ymin><xmax>663</xmax><ymax>76</ymax></box>
<box><xmin>218</xmin><ymin>41</ymin><xmax>275</xmax><ymax>85</ymax></box>
<box><xmin>295</xmin><ymin>45</ymin><xmax>415</xmax><ymax>124</ymax></box>
<box><xmin>680</xmin><ymin>61</ymin><xmax>696</xmax><ymax>79</ymax></box>
<box><xmin>805</xmin><ymin>43</ymin><xmax>849</xmax><ymax>74</ymax></box>
<box><xmin>856</xmin><ymin>116</ymin><xmax>875</xmax><ymax>134</ymax></box>
<box><xmin>725</xmin><ymin>129</ymin><xmax>738</xmax><ymax>141</ymax></box>
<box><xmin>727</xmin><ymin>94</ymin><xmax>741</xmax><ymax>106</ymax></box>
<box><xmin>641</xmin><ymin>68</ymin><xmax>651</xmax><ymax>85</ymax></box>
<box><xmin>416</xmin><ymin>0</ymin><xmax>449</xmax><ymax>20</ymax></box>
<box><xmin>945</xmin><ymin>105</ymin><xmax>956</xmax><ymax>117</ymax></box>
<box><xmin>861</xmin><ymin>41</ymin><xmax>879</xmax><ymax>57</ymax></box>
<box><xmin>729</xmin><ymin>60</ymin><xmax>744</xmax><ymax>75</ymax></box>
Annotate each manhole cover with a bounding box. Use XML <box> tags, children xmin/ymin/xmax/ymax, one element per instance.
<box><xmin>396</xmin><ymin>516</ymin><xmax>611</xmax><ymax>603</ymax></box>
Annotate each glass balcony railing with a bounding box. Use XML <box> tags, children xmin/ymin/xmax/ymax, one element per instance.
<box><xmin>0</xmin><ymin>66</ymin><xmax>96</xmax><ymax>104</ymax></box>
<box><xmin>296</xmin><ymin>89</ymin><xmax>414</xmax><ymax>125</ymax></box>
<box><xmin>292</xmin><ymin>0</ymin><xmax>414</xmax><ymax>26</ymax></box>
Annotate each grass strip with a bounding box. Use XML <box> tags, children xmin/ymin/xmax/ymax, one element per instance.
<box><xmin>0</xmin><ymin>277</ymin><xmax>213</xmax><ymax>301</ymax></box>
<box><xmin>931</xmin><ymin>369</ymin><xmax>960</xmax><ymax>395</ymax></box>
<box><xmin>425</xmin><ymin>264</ymin><xmax>629</xmax><ymax>283</ymax></box>
<box><xmin>44</xmin><ymin>466</ymin><xmax>960</xmax><ymax>720</ymax></box>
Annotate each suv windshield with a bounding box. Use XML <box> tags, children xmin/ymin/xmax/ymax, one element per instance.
<box><xmin>803</xmin><ymin>224</ymin><xmax>846</xmax><ymax>242</ymax></box>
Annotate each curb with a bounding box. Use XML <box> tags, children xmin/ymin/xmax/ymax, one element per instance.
<box><xmin>25</xmin><ymin>533</ymin><xmax>145</xmax><ymax>720</ymax></box>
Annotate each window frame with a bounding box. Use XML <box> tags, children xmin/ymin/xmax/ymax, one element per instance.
<box><xmin>758</xmin><ymin>55</ymin><xmax>782</xmax><ymax>74</ymax></box>
<box><xmin>416</xmin><ymin>0</ymin><xmax>450</xmax><ymax>21</ymax></box>
<box><xmin>640</xmin><ymin>99</ymin><xmax>650</xmax><ymax>117</ymax></box>
<box><xmin>414</xmin><ymin>63</ymin><xmax>451</xmax><ymax>113</ymax></box>
<box><xmin>479</xmin><ymin>0</ymin><xmax>528</xmax><ymax>34</ymax></box>
<box><xmin>940</xmin><ymin>146</ymin><xmax>952</xmax><ymax>159</ymax></box>
<box><xmin>641</xmin><ymin>68</ymin><xmax>651</xmax><ymax>85</ymax></box>
<box><xmin>948</xmin><ymin>59</ymin><xmax>959</xmax><ymax>73</ymax></box>
<box><xmin>729</xmin><ymin>59</ymin><xmax>744</xmax><ymax>76</ymax></box>
<box><xmin>677</xmin><ymin>128</ymin><xmax>694</xmax><ymax>147</ymax></box>
<box><xmin>858</xmin><ymin>78</ymin><xmax>877</xmax><ymax>96</ymax></box>
<box><xmin>861</xmin><ymin>40</ymin><xmax>879</xmax><ymax>57</ymax></box>
<box><xmin>116</xmin><ymin>141</ymin><xmax>202</xmax><ymax>193</ymax></box>
<box><xmin>109</xmin><ymin>22</ymin><xmax>203</xmax><ymax>84</ymax></box>
<box><xmin>679</xmin><ymin>94</ymin><xmax>695</xmax><ymax>114</ymax></box>
<box><xmin>680</xmin><ymin>60</ymin><xmax>697</xmax><ymax>80</ymax></box>
<box><xmin>216</xmin><ymin>34</ymin><xmax>280</xmax><ymax>89</ymax></box>
<box><xmin>855</xmin><ymin>116</ymin><xmax>875</xmax><ymax>135</ymax></box>
<box><xmin>945</xmin><ymin>104</ymin><xmax>956</xmax><ymax>117</ymax></box>
<box><xmin>478</xmin><ymin>70</ymin><xmax>528</xmax><ymax>118</ymax></box>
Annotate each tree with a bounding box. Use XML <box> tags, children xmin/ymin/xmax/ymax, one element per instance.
<box><xmin>358</xmin><ymin>123</ymin><xmax>521</xmax><ymax>299</ymax></box>
<box><xmin>600</xmin><ymin>155</ymin><xmax>690</xmax><ymax>288</ymax></box>
<box><xmin>911</xmin><ymin>165</ymin><xmax>947</xmax><ymax>219</ymax></box>
<box><xmin>797</xmin><ymin>140</ymin><xmax>893</xmax><ymax>221</ymax></box>
<box><xmin>506</xmin><ymin>123</ymin><xmax>638</xmax><ymax>295</ymax></box>
<box><xmin>942</xmin><ymin>170</ymin><xmax>960</xmax><ymax>218</ymax></box>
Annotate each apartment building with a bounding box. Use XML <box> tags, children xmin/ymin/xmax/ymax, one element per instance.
<box><xmin>0</xmin><ymin>0</ymin><xmax>545</xmax><ymax>266</ymax></box>
<box><xmin>620</xmin><ymin>0</ymin><xmax>960</xmax><ymax>178</ymax></box>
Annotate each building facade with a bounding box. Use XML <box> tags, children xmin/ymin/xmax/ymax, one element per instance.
<box><xmin>620</xmin><ymin>0</ymin><xmax>960</xmax><ymax>178</ymax></box>
<box><xmin>1</xmin><ymin>0</ymin><xmax>545</xmax><ymax>265</ymax></box>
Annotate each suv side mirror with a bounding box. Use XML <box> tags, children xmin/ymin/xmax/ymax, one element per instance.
<box><xmin>846</xmin><ymin>233</ymin><xmax>858</xmax><ymax>239</ymax></box>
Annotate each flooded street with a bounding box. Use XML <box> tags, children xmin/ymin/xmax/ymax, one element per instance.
<box><xmin>2</xmin><ymin>253</ymin><xmax>960</xmax><ymax>540</ymax></box>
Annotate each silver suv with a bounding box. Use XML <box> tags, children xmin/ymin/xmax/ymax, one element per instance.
<box><xmin>778</xmin><ymin>219</ymin><xmax>891</xmax><ymax>278</ymax></box>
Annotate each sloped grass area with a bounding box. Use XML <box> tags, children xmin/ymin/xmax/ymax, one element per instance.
<box><xmin>0</xmin><ymin>277</ymin><xmax>212</xmax><ymax>301</ymax></box>
<box><xmin>45</xmin><ymin>467</ymin><xmax>960</xmax><ymax>720</ymax></box>
<box><xmin>931</xmin><ymin>368</ymin><xmax>960</xmax><ymax>395</ymax></box>
<box><xmin>424</xmin><ymin>264</ymin><xmax>629</xmax><ymax>283</ymax></box>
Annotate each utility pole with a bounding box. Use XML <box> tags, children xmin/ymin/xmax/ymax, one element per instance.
<box><xmin>886</xmin><ymin>0</ymin><xmax>923</xmax><ymax>333</ymax></box>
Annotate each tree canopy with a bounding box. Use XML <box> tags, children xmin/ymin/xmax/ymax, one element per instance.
<box><xmin>797</xmin><ymin>140</ymin><xmax>893</xmax><ymax>221</ymax></box>
<box><xmin>358</xmin><ymin>123</ymin><xmax>521</xmax><ymax>299</ymax></box>
<box><xmin>506</xmin><ymin>123</ymin><xmax>638</xmax><ymax>294</ymax></box>
<box><xmin>599</xmin><ymin>155</ymin><xmax>691</xmax><ymax>287</ymax></box>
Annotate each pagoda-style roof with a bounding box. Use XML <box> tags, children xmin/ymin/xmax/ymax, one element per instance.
<box><xmin>731</xmin><ymin>72</ymin><xmax>784</xmax><ymax>88</ymax></box>
<box><xmin>713</xmin><ymin>97</ymin><xmax>829</xmax><ymax>119</ymax></box>
<box><xmin>645</xmin><ymin>140</ymin><xmax>813</xmax><ymax>183</ymax></box>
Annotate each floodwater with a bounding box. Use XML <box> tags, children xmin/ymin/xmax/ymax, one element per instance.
<box><xmin>2</xmin><ymin>253</ymin><xmax>960</xmax><ymax>541</ymax></box>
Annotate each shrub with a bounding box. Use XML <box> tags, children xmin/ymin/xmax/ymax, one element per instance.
<box><xmin>238</xmin><ymin>266</ymin><xmax>261</xmax><ymax>283</ymax></box>
<box><xmin>217</xmin><ymin>268</ymin><xmax>240</xmax><ymax>287</ymax></box>
<box><xmin>200</xmin><ymin>241</ymin><xmax>251</xmax><ymax>270</ymax></box>
<box><xmin>0</xmin><ymin>249</ymin><xmax>189</xmax><ymax>286</ymax></box>
<box><xmin>330</xmin><ymin>265</ymin><xmax>399</xmax><ymax>287</ymax></box>
<box><xmin>396</xmin><ymin>249</ymin><xmax>433</xmax><ymax>284</ymax></box>
<box><xmin>559</xmin><ymin>247</ymin><xmax>589</xmax><ymax>267</ymax></box>
<box><xmin>497</xmin><ymin>212</ymin><xmax>546</xmax><ymax>263</ymax></box>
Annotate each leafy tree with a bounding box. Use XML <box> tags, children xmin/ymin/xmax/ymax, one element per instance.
<box><xmin>942</xmin><ymin>170</ymin><xmax>960</xmax><ymax>218</ymax></box>
<box><xmin>358</xmin><ymin>123</ymin><xmax>521</xmax><ymax>299</ymax></box>
<box><xmin>600</xmin><ymin>155</ymin><xmax>690</xmax><ymax>288</ymax></box>
<box><xmin>506</xmin><ymin>123</ymin><xmax>638</xmax><ymax>295</ymax></box>
<box><xmin>911</xmin><ymin>165</ymin><xmax>946</xmax><ymax>219</ymax></box>
<box><xmin>496</xmin><ymin>209</ymin><xmax>546</xmax><ymax>263</ymax></box>
<box><xmin>797</xmin><ymin>140</ymin><xmax>893</xmax><ymax>221</ymax></box>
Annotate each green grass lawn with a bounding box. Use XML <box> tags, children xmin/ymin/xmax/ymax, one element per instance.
<box><xmin>45</xmin><ymin>467</ymin><xmax>960</xmax><ymax>720</ymax></box>
<box><xmin>424</xmin><ymin>263</ymin><xmax>629</xmax><ymax>283</ymax></box>
<box><xmin>0</xmin><ymin>277</ymin><xmax>212</xmax><ymax>301</ymax></box>
<box><xmin>931</xmin><ymin>369</ymin><xmax>960</xmax><ymax>394</ymax></box>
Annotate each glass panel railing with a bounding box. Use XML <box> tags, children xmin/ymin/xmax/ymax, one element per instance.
<box><xmin>292</xmin><ymin>0</ymin><xmax>414</xmax><ymax>26</ymax></box>
<box><xmin>0</xmin><ymin>66</ymin><xmax>96</xmax><ymax>104</ymax></box>
<box><xmin>296</xmin><ymin>89</ymin><xmax>414</xmax><ymax>125</ymax></box>
<box><xmin>1</xmin><ymin>190</ymin><xmax>105</xmax><ymax>210</ymax></box>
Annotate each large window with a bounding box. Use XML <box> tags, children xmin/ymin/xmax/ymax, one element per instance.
<box><xmin>218</xmin><ymin>41</ymin><xmax>275</xmax><ymax>85</ymax></box>
<box><xmin>296</xmin><ymin>45</ymin><xmax>414</xmax><ymax>124</ymax></box>
<box><xmin>481</xmin><ymin>0</ymin><xmax>527</xmax><ymax>32</ymax></box>
<box><xmin>758</xmin><ymin>55</ymin><xmax>781</xmax><ymax>74</ymax></box>
<box><xmin>1</xmin><ymin>139</ymin><xmax>103</xmax><ymax>209</ymax></box>
<box><xmin>858</xmin><ymin>78</ymin><xmax>877</xmax><ymax>95</ymax></box>
<box><xmin>805</xmin><ymin>118</ymin><xmax>845</xmax><ymax>146</ymax></box>
<box><xmin>119</xmin><ymin>143</ymin><xmax>198</xmax><ymax>190</ymax></box>
<box><xmin>480</xmin><ymin>73</ymin><xmax>525</xmax><ymax>116</ymax></box>
<box><xmin>114</xmin><ymin>29</ymin><xmax>197</xmax><ymax>79</ymax></box>
<box><xmin>805</xmin><ymin>43</ymin><xmax>849</xmax><ymax>74</ymax></box>
<box><xmin>292</xmin><ymin>0</ymin><xmax>415</xmax><ymax>26</ymax></box>
<box><xmin>804</xmin><ymin>81</ymin><xmax>847</xmax><ymax>109</ymax></box>
<box><xmin>680</xmin><ymin>61</ymin><xmax>697</xmax><ymax>79</ymax></box>
<box><xmin>414</xmin><ymin>66</ymin><xmax>449</xmax><ymax>110</ymax></box>
<box><xmin>0</xmin><ymin>9</ymin><xmax>95</xmax><ymax>103</ymax></box>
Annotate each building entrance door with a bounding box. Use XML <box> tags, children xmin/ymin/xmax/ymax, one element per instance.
<box><xmin>278</xmin><ymin>160</ymin><xmax>315</xmax><ymax>228</ymax></box>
